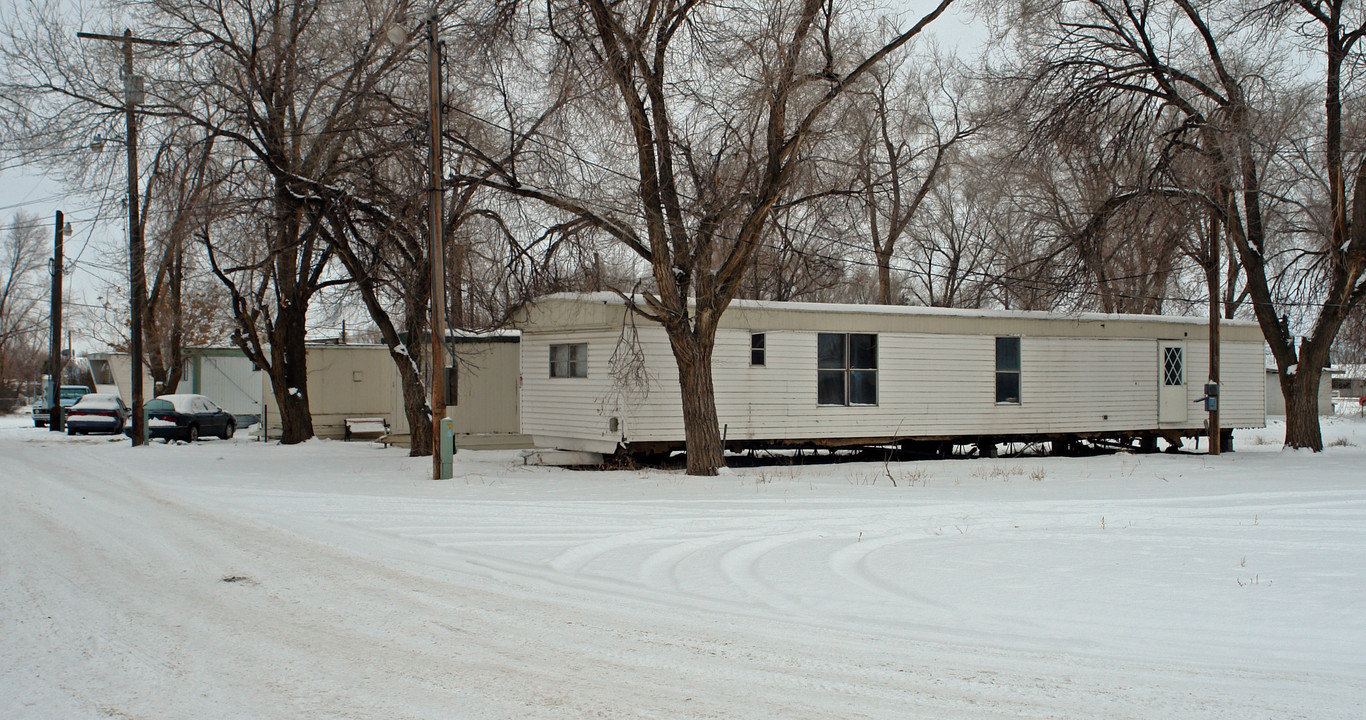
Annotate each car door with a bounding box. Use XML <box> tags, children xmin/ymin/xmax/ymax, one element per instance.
<box><xmin>189</xmin><ymin>398</ymin><xmax>212</xmax><ymax>433</ymax></box>
<box><xmin>202</xmin><ymin>398</ymin><xmax>227</xmax><ymax>435</ymax></box>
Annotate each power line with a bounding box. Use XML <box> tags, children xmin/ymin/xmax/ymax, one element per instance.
<box><xmin>2</xmin><ymin>105</ymin><xmax>1352</xmax><ymax>316</ymax></box>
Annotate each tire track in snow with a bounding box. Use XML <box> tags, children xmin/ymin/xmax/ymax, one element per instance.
<box><xmin>826</xmin><ymin>532</ymin><xmax>950</xmax><ymax>611</ymax></box>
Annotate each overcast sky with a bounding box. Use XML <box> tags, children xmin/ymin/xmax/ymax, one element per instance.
<box><xmin>0</xmin><ymin>0</ymin><xmax>990</xmax><ymax>349</ymax></box>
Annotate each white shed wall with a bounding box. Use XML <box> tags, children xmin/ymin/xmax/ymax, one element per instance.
<box><xmin>191</xmin><ymin>353</ymin><xmax>262</xmax><ymax>418</ymax></box>
<box><xmin>1264</xmin><ymin>369</ymin><xmax>1334</xmax><ymax>416</ymax></box>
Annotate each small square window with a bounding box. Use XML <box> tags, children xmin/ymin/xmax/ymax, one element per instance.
<box><xmin>849</xmin><ymin>334</ymin><xmax>877</xmax><ymax>369</ymax></box>
<box><xmin>849</xmin><ymin>369</ymin><xmax>877</xmax><ymax>405</ymax></box>
<box><xmin>817</xmin><ymin>333</ymin><xmax>846</xmax><ymax>369</ymax></box>
<box><xmin>751</xmin><ymin>333</ymin><xmax>766</xmax><ymax>366</ymax></box>
<box><xmin>818</xmin><ymin>369</ymin><xmax>846</xmax><ymax>405</ymax></box>
<box><xmin>550</xmin><ymin>343</ymin><xmax>587</xmax><ymax>378</ymax></box>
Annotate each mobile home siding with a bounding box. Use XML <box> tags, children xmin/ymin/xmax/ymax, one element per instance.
<box><xmin>515</xmin><ymin>295</ymin><xmax>1266</xmax><ymax>453</ymax></box>
<box><xmin>192</xmin><ymin>352</ymin><xmax>262</xmax><ymax>418</ymax></box>
<box><xmin>520</xmin><ymin>330</ymin><xmax>626</xmax><ymax>451</ymax></box>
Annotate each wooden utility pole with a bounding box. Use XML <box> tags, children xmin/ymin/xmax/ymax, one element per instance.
<box><xmin>1208</xmin><ymin>209</ymin><xmax>1221</xmax><ymax>455</ymax></box>
<box><xmin>48</xmin><ymin>211</ymin><xmax>65</xmax><ymax>433</ymax></box>
<box><xmin>427</xmin><ymin>13</ymin><xmax>451</xmax><ymax>478</ymax></box>
<box><xmin>77</xmin><ymin>29</ymin><xmax>178</xmax><ymax>446</ymax></box>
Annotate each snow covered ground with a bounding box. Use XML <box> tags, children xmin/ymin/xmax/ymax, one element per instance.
<box><xmin>2</xmin><ymin>413</ymin><xmax>1363</xmax><ymax>719</ymax></box>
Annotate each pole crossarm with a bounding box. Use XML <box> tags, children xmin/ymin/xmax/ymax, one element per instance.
<box><xmin>75</xmin><ymin>32</ymin><xmax>179</xmax><ymax>48</ymax></box>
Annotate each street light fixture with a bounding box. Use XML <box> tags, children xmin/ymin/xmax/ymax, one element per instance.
<box><xmin>89</xmin><ymin>133</ymin><xmax>121</xmax><ymax>153</ymax></box>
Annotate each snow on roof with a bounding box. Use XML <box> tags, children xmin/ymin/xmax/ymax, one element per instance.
<box><xmin>155</xmin><ymin>394</ymin><xmax>208</xmax><ymax>412</ymax></box>
<box><xmin>533</xmin><ymin>292</ymin><xmax>1261</xmax><ymax>327</ymax></box>
<box><xmin>71</xmin><ymin>393</ymin><xmax>122</xmax><ymax>409</ymax></box>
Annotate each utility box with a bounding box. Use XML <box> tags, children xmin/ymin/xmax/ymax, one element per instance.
<box><xmin>1204</xmin><ymin>382</ymin><xmax>1219</xmax><ymax>412</ymax></box>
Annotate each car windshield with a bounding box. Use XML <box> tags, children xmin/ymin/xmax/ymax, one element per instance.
<box><xmin>144</xmin><ymin>399</ymin><xmax>175</xmax><ymax>412</ymax></box>
<box><xmin>60</xmin><ymin>387</ymin><xmax>89</xmax><ymax>399</ymax></box>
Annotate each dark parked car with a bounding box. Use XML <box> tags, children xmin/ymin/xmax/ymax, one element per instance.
<box><xmin>64</xmin><ymin>393</ymin><xmax>130</xmax><ymax>435</ymax></box>
<box><xmin>135</xmin><ymin>394</ymin><xmax>237</xmax><ymax>442</ymax></box>
<box><xmin>33</xmin><ymin>385</ymin><xmax>93</xmax><ymax>427</ymax></box>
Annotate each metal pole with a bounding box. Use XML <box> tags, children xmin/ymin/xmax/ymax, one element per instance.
<box><xmin>427</xmin><ymin>13</ymin><xmax>450</xmax><ymax>479</ymax></box>
<box><xmin>49</xmin><ymin>210</ymin><xmax>64</xmax><ymax>433</ymax></box>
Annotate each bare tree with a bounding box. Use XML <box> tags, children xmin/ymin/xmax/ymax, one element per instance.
<box><xmin>844</xmin><ymin>46</ymin><xmax>984</xmax><ymax>305</ymax></box>
<box><xmin>1010</xmin><ymin>0</ymin><xmax>1366</xmax><ymax>449</ymax></box>
<box><xmin>144</xmin><ymin>0</ymin><xmax>424</xmax><ymax>443</ymax></box>
<box><xmin>135</xmin><ymin>128</ymin><xmax>233</xmax><ymax>393</ymax></box>
<box><xmin>901</xmin><ymin>148</ymin><xmax>1001</xmax><ymax>308</ymax></box>
<box><xmin>468</xmin><ymin>0</ymin><xmax>955</xmax><ymax>475</ymax></box>
<box><xmin>0</xmin><ymin>212</ymin><xmax>47</xmax><ymax>394</ymax></box>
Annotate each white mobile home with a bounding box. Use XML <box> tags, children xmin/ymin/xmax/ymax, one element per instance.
<box><xmin>514</xmin><ymin>294</ymin><xmax>1266</xmax><ymax>456</ymax></box>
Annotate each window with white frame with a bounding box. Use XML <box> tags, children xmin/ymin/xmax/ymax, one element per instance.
<box><xmin>1162</xmin><ymin>346</ymin><xmax>1184</xmax><ymax>386</ymax></box>
<box><xmin>751</xmin><ymin>333</ymin><xmax>766</xmax><ymax>366</ymax></box>
<box><xmin>550</xmin><ymin>343</ymin><xmax>588</xmax><ymax>378</ymax></box>
<box><xmin>817</xmin><ymin>333</ymin><xmax>877</xmax><ymax>406</ymax></box>
<box><xmin>995</xmin><ymin>336</ymin><xmax>1021</xmax><ymax>404</ymax></box>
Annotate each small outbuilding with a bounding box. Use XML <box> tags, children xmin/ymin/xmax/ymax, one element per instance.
<box><xmin>1265</xmin><ymin>366</ymin><xmax>1337</xmax><ymax>416</ymax></box>
<box><xmin>513</xmin><ymin>293</ymin><xmax>1266</xmax><ymax>456</ymax></box>
<box><xmin>260</xmin><ymin>338</ymin><xmax>528</xmax><ymax>448</ymax></box>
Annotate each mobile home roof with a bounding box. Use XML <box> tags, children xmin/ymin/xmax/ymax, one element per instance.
<box><xmin>516</xmin><ymin>293</ymin><xmax>1265</xmax><ymax>343</ymax></box>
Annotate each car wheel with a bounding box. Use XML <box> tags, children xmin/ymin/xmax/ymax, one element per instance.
<box><xmin>222</xmin><ymin>420</ymin><xmax>235</xmax><ymax>440</ymax></box>
<box><xmin>187</xmin><ymin>425</ymin><xmax>199</xmax><ymax>443</ymax></box>
<box><xmin>66</xmin><ymin>425</ymin><xmax>75</xmax><ymax>435</ymax></box>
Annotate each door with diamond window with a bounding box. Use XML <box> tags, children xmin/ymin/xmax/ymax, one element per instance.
<box><xmin>1158</xmin><ymin>341</ymin><xmax>1187</xmax><ymax>423</ymax></box>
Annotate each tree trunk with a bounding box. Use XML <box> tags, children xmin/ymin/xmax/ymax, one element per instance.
<box><xmin>668</xmin><ymin>329</ymin><xmax>723</xmax><ymax>476</ymax></box>
<box><xmin>876</xmin><ymin>248</ymin><xmax>894</xmax><ymax>305</ymax></box>
<box><xmin>271</xmin><ymin>304</ymin><xmax>314</xmax><ymax>444</ymax></box>
<box><xmin>397</xmin><ymin>357</ymin><xmax>432</xmax><ymax>456</ymax></box>
<box><xmin>1282</xmin><ymin>365</ymin><xmax>1324</xmax><ymax>451</ymax></box>
<box><xmin>403</xmin><ymin>268</ymin><xmax>434</xmax><ymax>457</ymax></box>
<box><xmin>324</xmin><ymin>215</ymin><xmax>434</xmax><ymax>457</ymax></box>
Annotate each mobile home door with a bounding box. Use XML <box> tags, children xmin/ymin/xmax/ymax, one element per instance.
<box><xmin>1158</xmin><ymin>340</ymin><xmax>1187</xmax><ymax>423</ymax></box>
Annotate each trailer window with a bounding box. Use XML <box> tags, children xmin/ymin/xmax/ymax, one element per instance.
<box><xmin>751</xmin><ymin>333</ymin><xmax>766</xmax><ymax>366</ymax></box>
<box><xmin>817</xmin><ymin>333</ymin><xmax>877</xmax><ymax>406</ymax></box>
<box><xmin>1162</xmin><ymin>346</ymin><xmax>1184</xmax><ymax>386</ymax></box>
<box><xmin>550</xmin><ymin>343</ymin><xmax>587</xmax><ymax>378</ymax></box>
<box><xmin>996</xmin><ymin>337</ymin><xmax>1021</xmax><ymax>404</ymax></box>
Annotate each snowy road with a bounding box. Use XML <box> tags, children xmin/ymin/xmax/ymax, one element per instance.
<box><xmin>2</xmin><ymin>417</ymin><xmax>1363</xmax><ymax>719</ymax></box>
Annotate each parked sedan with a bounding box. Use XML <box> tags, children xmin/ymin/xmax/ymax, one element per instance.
<box><xmin>33</xmin><ymin>385</ymin><xmax>93</xmax><ymax>427</ymax></box>
<box><xmin>64</xmin><ymin>393</ymin><xmax>130</xmax><ymax>435</ymax></box>
<box><xmin>137</xmin><ymin>394</ymin><xmax>237</xmax><ymax>442</ymax></box>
